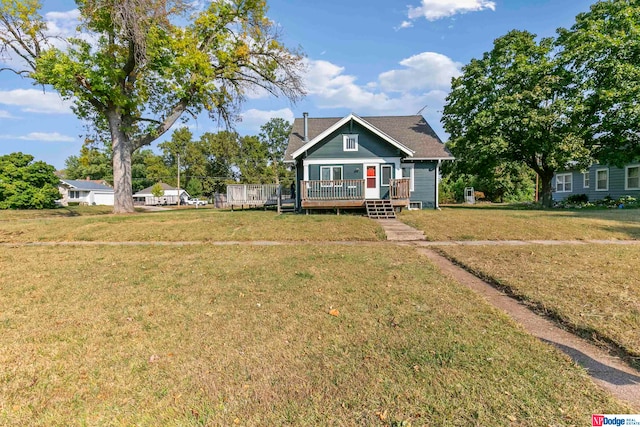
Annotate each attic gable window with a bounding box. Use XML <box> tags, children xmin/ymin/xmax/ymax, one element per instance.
<box><xmin>343</xmin><ymin>134</ymin><xmax>358</xmax><ymax>151</ymax></box>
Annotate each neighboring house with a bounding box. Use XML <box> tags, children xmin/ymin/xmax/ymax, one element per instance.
<box><xmin>133</xmin><ymin>183</ymin><xmax>190</xmax><ymax>205</ymax></box>
<box><xmin>552</xmin><ymin>163</ymin><xmax>640</xmax><ymax>201</ymax></box>
<box><xmin>58</xmin><ymin>179</ymin><xmax>114</xmax><ymax>206</ymax></box>
<box><xmin>284</xmin><ymin>113</ymin><xmax>454</xmax><ymax>211</ymax></box>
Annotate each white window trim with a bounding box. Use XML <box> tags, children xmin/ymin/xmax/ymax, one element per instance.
<box><xmin>320</xmin><ymin>165</ymin><xmax>343</xmax><ymax>187</ymax></box>
<box><xmin>583</xmin><ymin>172</ymin><xmax>590</xmax><ymax>189</ymax></box>
<box><xmin>381</xmin><ymin>165</ymin><xmax>392</xmax><ymax>187</ymax></box>
<box><xmin>342</xmin><ymin>134</ymin><xmax>358</xmax><ymax>152</ymax></box>
<box><xmin>555</xmin><ymin>173</ymin><xmax>572</xmax><ymax>193</ymax></box>
<box><xmin>625</xmin><ymin>164</ymin><xmax>640</xmax><ymax>190</ymax></box>
<box><xmin>401</xmin><ymin>163</ymin><xmax>415</xmax><ymax>192</ymax></box>
<box><xmin>596</xmin><ymin>168</ymin><xmax>609</xmax><ymax>191</ymax></box>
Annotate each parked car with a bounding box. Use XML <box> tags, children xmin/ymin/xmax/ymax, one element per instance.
<box><xmin>186</xmin><ymin>198</ymin><xmax>207</xmax><ymax>206</ymax></box>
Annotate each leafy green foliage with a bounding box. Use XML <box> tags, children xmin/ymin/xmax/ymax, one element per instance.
<box><xmin>64</xmin><ymin>145</ymin><xmax>112</xmax><ymax>182</ymax></box>
<box><xmin>1</xmin><ymin>0</ymin><xmax>304</xmax><ymax>213</ymax></box>
<box><xmin>0</xmin><ymin>152</ymin><xmax>61</xmax><ymax>209</ymax></box>
<box><xmin>259</xmin><ymin>117</ymin><xmax>294</xmax><ymax>184</ymax></box>
<box><xmin>443</xmin><ymin>30</ymin><xmax>591</xmax><ymax>207</ymax></box>
<box><xmin>150</xmin><ymin>182</ymin><xmax>165</xmax><ymax>198</ymax></box>
<box><xmin>440</xmin><ymin>158</ymin><xmax>535</xmax><ymax>203</ymax></box>
<box><xmin>558</xmin><ymin>0</ymin><xmax>640</xmax><ymax>166</ymax></box>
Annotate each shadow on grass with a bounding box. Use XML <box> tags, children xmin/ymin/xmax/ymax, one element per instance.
<box><xmin>542</xmin><ymin>339</ymin><xmax>640</xmax><ymax>386</ymax></box>
<box><xmin>440</xmin><ymin>203</ymin><xmax>542</xmax><ymax>211</ymax></box>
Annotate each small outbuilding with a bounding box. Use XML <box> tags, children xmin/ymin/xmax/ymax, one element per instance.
<box><xmin>133</xmin><ymin>183</ymin><xmax>190</xmax><ymax>206</ymax></box>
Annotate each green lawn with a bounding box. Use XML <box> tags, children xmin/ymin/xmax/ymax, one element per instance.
<box><xmin>438</xmin><ymin>244</ymin><xmax>640</xmax><ymax>366</ymax></box>
<box><xmin>0</xmin><ymin>244</ymin><xmax>627</xmax><ymax>425</ymax></box>
<box><xmin>400</xmin><ymin>206</ymin><xmax>640</xmax><ymax>241</ymax></box>
<box><xmin>0</xmin><ymin>209</ymin><xmax>383</xmax><ymax>243</ymax></box>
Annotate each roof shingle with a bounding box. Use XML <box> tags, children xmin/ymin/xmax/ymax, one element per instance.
<box><xmin>285</xmin><ymin>114</ymin><xmax>452</xmax><ymax>161</ymax></box>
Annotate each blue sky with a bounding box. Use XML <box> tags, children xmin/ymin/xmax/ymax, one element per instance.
<box><xmin>0</xmin><ymin>0</ymin><xmax>595</xmax><ymax>170</ymax></box>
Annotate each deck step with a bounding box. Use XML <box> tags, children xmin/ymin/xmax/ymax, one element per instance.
<box><xmin>365</xmin><ymin>199</ymin><xmax>396</xmax><ymax>219</ymax></box>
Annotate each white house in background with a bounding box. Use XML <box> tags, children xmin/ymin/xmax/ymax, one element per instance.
<box><xmin>58</xmin><ymin>179</ymin><xmax>115</xmax><ymax>206</ymax></box>
<box><xmin>133</xmin><ymin>183</ymin><xmax>190</xmax><ymax>206</ymax></box>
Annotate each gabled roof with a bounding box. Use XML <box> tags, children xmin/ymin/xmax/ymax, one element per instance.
<box><xmin>285</xmin><ymin>114</ymin><xmax>453</xmax><ymax>161</ymax></box>
<box><xmin>60</xmin><ymin>179</ymin><xmax>113</xmax><ymax>192</ymax></box>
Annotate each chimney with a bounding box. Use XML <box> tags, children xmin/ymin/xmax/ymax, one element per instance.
<box><xmin>303</xmin><ymin>112</ymin><xmax>309</xmax><ymax>142</ymax></box>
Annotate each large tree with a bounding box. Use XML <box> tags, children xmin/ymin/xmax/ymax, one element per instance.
<box><xmin>443</xmin><ymin>30</ymin><xmax>590</xmax><ymax>207</ymax></box>
<box><xmin>259</xmin><ymin>117</ymin><xmax>293</xmax><ymax>184</ymax></box>
<box><xmin>0</xmin><ymin>0</ymin><xmax>304</xmax><ymax>213</ymax></box>
<box><xmin>199</xmin><ymin>130</ymin><xmax>241</xmax><ymax>194</ymax></box>
<box><xmin>0</xmin><ymin>152</ymin><xmax>61</xmax><ymax>209</ymax></box>
<box><xmin>558</xmin><ymin>0</ymin><xmax>640</xmax><ymax>166</ymax></box>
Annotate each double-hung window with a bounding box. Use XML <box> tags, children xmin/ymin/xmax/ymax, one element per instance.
<box><xmin>343</xmin><ymin>134</ymin><xmax>358</xmax><ymax>151</ymax></box>
<box><xmin>401</xmin><ymin>164</ymin><xmax>414</xmax><ymax>192</ymax></box>
<box><xmin>583</xmin><ymin>172</ymin><xmax>590</xmax><ymax>189</ymax></box>
<box><xmin>626</xmin><ymin>165</ymin><xmax>640</xmax><ymax>190</ymax></box>
<box><xmin>555</xmin><ymin>173</ymin><xmax>572</xmax><ymax>192</ymax></box>
<box><xmin>320</xmin><ymin>166</ymin><xmax>343</xmax><ymax>187</ymax></box>
<box><xmin>596</xmin><ymin>168</ymin><xmax>609</xmax><ymax>191</ymax></box>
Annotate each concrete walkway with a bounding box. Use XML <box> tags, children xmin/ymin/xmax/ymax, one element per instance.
<box><xmin>383</xmin><ymin>219</ymin><xmax>640</xmax><ymax>409</ymax></box>
<box><xmin>419</xmin><ymin>248</ymin><xmax>640</xmax><ymax>409</ymax></box>
<box><xmin>376</xmin><ymin>218</ymin><xmax>426</xmax><ymax>241</ymax></box>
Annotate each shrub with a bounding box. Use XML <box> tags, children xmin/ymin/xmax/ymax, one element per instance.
<box><xmin>566</xmin><ymin>194</ymin><xmax>588</xmax><ymax>203</ymax></box>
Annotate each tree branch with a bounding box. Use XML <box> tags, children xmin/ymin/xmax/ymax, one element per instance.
<box><xmin>132</xmin><ymin>99</ymin><xmax>188</xmax><ymax>150</ymax></box>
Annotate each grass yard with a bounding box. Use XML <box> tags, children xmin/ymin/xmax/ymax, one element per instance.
<box><xmin>0</xmin><ymin>244</ymin><xmax>628</xmax><ymax>425</ymax></box>
<box><xmin>400</xmin><ymin>206</ymin><xmax>640</xmax><ymax>241</ymax></box>
<box><xmin>0</xmin><ymin>205</ymin><xmax>114</xmax><ymax>221</ymax></box>
<box><xmin>438</xmin><ymin>244</ymin><xmax>640</xmax><ymax>366</ymax></box>
<box><xmin>0</xmin><ymin>209</ymin><xmax>383</xmax><ymax>243</ymax></box>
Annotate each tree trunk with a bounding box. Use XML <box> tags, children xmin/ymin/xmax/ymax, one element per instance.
<box><xmin>539</xmin><ymin>172</ymin><xmax>554</xmax><ymax>208</ymax></box>
<box><xmin>108</xmin><ymin>110</ymin><xmax>135</xmax><ymax>214</ymax></box>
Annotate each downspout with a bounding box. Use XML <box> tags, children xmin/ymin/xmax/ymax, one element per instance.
<box><xmin>435</xmin><ymin>159</ymin><xmax>442</xmax><ymax>210</ymax></box>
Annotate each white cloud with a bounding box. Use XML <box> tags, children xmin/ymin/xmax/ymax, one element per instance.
<box><xmin>0</xmin><ymin>110</ymin><xmax>19</xmax><ymax>119</ymax></box>
<box><xmin>407</xmin><ymin>0</ymin><xmax>496</xmax><ymax>22</ymax></box>
<box><xmin>0</xmin><ymin>132</ymin><xmax>75</xmax><ymax>142</ymax></box>
<box><xmin>378</xmin><ymin>52</ymin><xmax>462</xmax><ymax>92</ymax></box>
<box><xmin>239</xmin><ymin>108</ymin><xmax>295</xmax><ymax>132</ymax></box>
<box><xmin>302</xmin><ymin>54</ymin><xmax>460</xmax><ymax>117</ymax></box>
<box><xmin>0</xmin><ymin>89</ymin><xmax>73</xmax><ymax>114</ymax></box>
<box><xmin>396</xmin><ymin>21</ymin><xmax>414</xmax><ymax>31</ymax></box>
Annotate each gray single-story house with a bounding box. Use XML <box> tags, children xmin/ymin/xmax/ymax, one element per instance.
<box><xmin>552</xmin><ymin>162</ymin><xmax>640</xmax><ymax>201</ymax></box>
<box><xmin>58</xmin><ymin>179</ymin><xmax>114</xmax><ymax>206</ymax></box>
<box><xmin>284</xmin><ymin>113</ymin><xmax>454</xmax><ymax>211</ymax></box>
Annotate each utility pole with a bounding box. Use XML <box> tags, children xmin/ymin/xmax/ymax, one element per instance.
<box><xmin>177</xmin><ymin>153</ymin><xmax>181</xmax><ymax>206</ymax></box>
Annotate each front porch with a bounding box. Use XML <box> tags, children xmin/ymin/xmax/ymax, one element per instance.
<box><xmin>300</xmin><ymin>178</ymin><xmax>410</xmax><ymax>209</ymax></box>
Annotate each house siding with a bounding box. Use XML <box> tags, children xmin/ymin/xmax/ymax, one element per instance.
<box><xmin>552</xmin><ymin>164</ymin><xmax>640</xmax><ymax>201</ymax></box>
<box><xmin>306</xmin><ymin>122</ymin><xmax>402</xmax><ymax>160</ymax></box>
<box><xmin>410</xmin><ymin>161</ymin><xmax>437</xmax><ymax>209</ymax></box>
<box><xmin>308</xmin><ymin>163</ymin><xmax>363</xmax><ymax>181</ymax></box>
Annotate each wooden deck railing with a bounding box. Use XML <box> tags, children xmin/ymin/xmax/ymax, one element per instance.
<box><xmin>301</xmin><ymin>180</ymin><xmax>365</xmax><ymax>201</ymax></box>
<box><xmin>227</xmin><ymin>184</ymin><xmax>279</xmax><ymax>205</ymax></box>
<box><xmin>390</xmin><ymin>178</ymin><xmax>410</xmax><ymax>199</ymax></box>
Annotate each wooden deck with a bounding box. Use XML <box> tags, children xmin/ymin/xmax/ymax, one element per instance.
<box><xmin>301</xmin><ymin>198</ymin><xmax>409</xmax><ymax>209</ymax></box>
<box><xmin>300</xmin><ymin>178</ymin><xmax>410</xmax><ymax>210</ymax></box>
